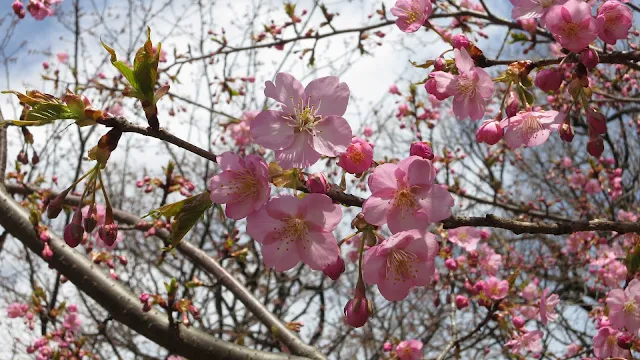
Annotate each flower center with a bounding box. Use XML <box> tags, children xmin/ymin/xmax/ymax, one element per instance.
<box><xmin>606</xmin><ymin>334</ymin><xmax>618</xmax><ymax>348</ymax></box>
<box><xmin>407</xmin><ymin>8</ymin><xmax>421</xmax><ymax>23</ymax></box>
<box><xmin>392</xmin><ymin>188</ymin><xmax>419</xmax><ymax>213</ymax></box>
<box><xmin>386</xmin><ymin>249</ymin><xmax>419</xmax><ymax>281</ymax></box>
<box><xmin>563</xmin><ymin>22</ymin><xmax>580</xmax><ymax>39</ymax></box>
<box><xmin>456</xmin><ymin>74</ymin><xmax>477</xmax><ymax>97</ymax></box>
<box><xmin>283</xmin><ymin>218</ymin><xmax>308</xmax><ymax>239</ymax></box>
<box><xmin>458</xmin><ymin>232</ymin><xmax>468</xmax><ymax>242</ymax></box>
<box><xmin>623</xmin><ymin>300</ymin><xmax>637</xmax><ymax>314</ymax></box>
<box><xmin>348</xmin><ymin>146</ymin><xmax>365</xmax><ymax>164</ymax></box>
<box><xmin>605</xmin><ymin>15</ymin><xmax>620</xmax><ymax>32</ymax></box>
<box><xmin>222</xmin><ymin>170</ymin><xmax>258</xmax><ymax>200</ymax></box>
<box><xmin>515</xmin><ymin>115</ymin><xmax>543</xmax><ymax>139</ymax></box>
<box><xmin>285</xmin><ymin>97</ymin><xmax>323</xmax><ymax>133</ymax></box>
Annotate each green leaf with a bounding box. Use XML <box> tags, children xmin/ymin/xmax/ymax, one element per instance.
<box><xmin>144</xmin><ymin>192</ymin><xmax>213</xmax><ymax>246</ymax></box>
<box><xmin>409</xmin><ymin>59</ymin><xmax>434</xmax><ymax>69</ymax></box>
<box><xmin>101</xmin><ymin>40</ymin><xmax>139</xmax><ymax>92</ymax></box>
<box><xmin>133</xmin><ymin>27</ymin><xmax>160</xmax><ymax>100</ymax></box>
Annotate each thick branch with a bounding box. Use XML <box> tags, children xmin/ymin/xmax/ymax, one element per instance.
<box><xmin>4</xmin><ymin>184</ymin><xmax>326</xmax><ymax>360</ymax></box>
<box><xmin>0</xmin><ymin>187</ymin><xmax>309</xmax><ymax>360</ymax></box>
<box><xmin>0</xmin><ymin>111</ymin><xmax>7</xmax><ymax>185</ymax></box>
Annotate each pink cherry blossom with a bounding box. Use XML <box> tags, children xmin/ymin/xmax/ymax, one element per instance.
<box><xmin>208</xmin><ymin>152</ymin><xmax>270</xmax><ymax>220</ymax></box>
<box><xmin>6</xmin><ymin>303</ymin><xmax>28</xmax><ymax>318</ymax></box>
<box><xmin>596</xmin><ymin>1</ymin><xmax>632</xmax><ymax>45</ymax></box>
<box><xmin>390</xmin><ymin>0</ymin><xmax>432</xmax><ymax>33</ymax></box>
<box><xmin>338</xmin><ymin>137</ymin><xmax>374</xmax><ymax>174</ymax></box>
<box><xmin>448</xmin><ymin>226</ymin><xmax>482</xmax><ymax>251</ymax></box>
<box><xmin>509</xmin><ymin>0</ymin><xmax>566</xmax><ymax>24</ymax></box>
<box><xmin>545</xmin><ymin>0</ymin><xmax>598</xmax><ymax>53</ymax></box>
<box><xmin>363</xmin><ymin>126</ymin><xmax>374</xmax><ymax>137</ymax></box>
<box><xmin>246</xmin><ymin>194</ymin><xmax>341</xmax><ymax>272</ymax></box>
<box><xmin>106</xmin><ymin>101</ymin><xmax>123</xmax><ymax>117</ymax></box>
<box><xmin>520</xmin><ymin>282</ymin><xmax>540</xmax><ymax>301</ymax></box>
<box><xmin>56</xmin><ymin>52</ymin><xmax>69</xmax><ymax>63</ymax></box>
<box><xmin>478</xmin><ymin>244</ymin><xmax>502</xmax><ymax>276</ymax></box>
<box><xmin>362</xmin><ymin>230</ymin><xmax>439</xmax><ymax>301</ymax></box>
<box><xmin>500</xmin><ymin>111</ymin><xmax>564</xmax><ymax>149</ymax></box>
<box><xmin>606</xmin><ymin>279</ymin><xmax>640</xmax><ymax>333</ymax></box>
<box><xmin>396</xmin><ymin>339</ymin><xmax>424</xmax><ymax>360</ymax></box>
<box><xmin>251</xmin><ymin>73</ymin><xmax>352</xmax><ymax>169</ymax></box>
<box><xmin>476</xmin><ymin>119</ymin><xmax>504</xmax><ymax>145</ymax></box>
<box><xmin>593</xmin><ymin>327</ymin><xmax>629</xmax><ymax>359</ymax></box>
<box><xmin>362</xmin><ymin>156</ymin><xmax>454</xmax><ymax>233</ymax></box>
<box><xmin>539</xmin><ymin>288</ymin><xmax>559</xmax><ymax>325</ymax></box>
<box><xmin>431</xmin><ymin>48</ymin><xmax>494</xmax><ymax>120</ymax></box>
<box><xmin>565</xmin><ymin>343</ymin><xmax>580</xmax><ymax>357</ymax></box>
<box><xmin>27</xmin><ymin>0</ymin><xmax>57</xmax><ymax>20</ymax></box>
<box><xmin>63</xmin><ymin>312</ymin><xmax>82</xmax><ymax>332</ymax></box>
<box><xmin>506</xmin><ymin>330</ymin><xmax>543</xmax><ymax>354</ymax></box>
<box><xmin>389</xmin><ymin>84</ymin><xmax>401</xmax><ymax>95</ymax></box>
<box><xmin>230</xmin><ymin>110</ymin><xmax>259</xmax><ymax>146</ymax></box>
<box><xmin>483</xmin><ymin>277</ymin><xmax>509</xmax><ymax>300</ymax></box>
<box><xmin>584</xmin><ymin>178</ymin><xmax>602</xmax><ymax>194</ymax></box>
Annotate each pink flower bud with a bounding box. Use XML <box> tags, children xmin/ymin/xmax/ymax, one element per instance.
<box><xmin>383</xmin><ymin>342</ymin><xmax>393</xmax><ymax>352</ymax></box>
<box><xmin>579</xmin><ymin>48</ymin><xmax>599</xmax><ymax>69</ymax></box>
<box><xmin>434</xmin><ymin>57</ymin><xmax>446</xmax><ymax>71</ymax></box>
<box><xmin>322</xmin><ymin>256</ymin><xmax>345</xmax><ymax>280</ymax></box>
<box><xmin>445</xmin><ymin>258</ymin><xmax>458</xmax><ymax>271</ymax></box>
<box><xmin>452</xmin><ymin>34</ymin><xmax>471</xmax><ymax>49</ymax></box>
<box><xmin>83</xmin><ymin>204</ymin><xmax>98</xmax><ymax>233</ymax></box>
<box><xmin>42</xmin><ymin>243</ymin><xmax>53</xmax><ymax>260</ymax></box>
<box><xmin>558</xmin><ymin>122</ymin><xmax>575</xmax><ymax>143</ymax></box>
<box><xmin>363</xmin><ymin>126</ymin><xmax>373</xmax><ymax>137</ymax></box>
<box><xmin>587</xmin><ymin>107</ymin><xmax>607</xmax><ymax>135</ymax></box>
<box><xmin>506</xmin><ymin>91</ymin><xmax>519</xmax><ymax>117</ymax></box>
<box><xmin>306</xmin><ymin>173</ymin><xmax>330</xmax><ymax>194</ymax></box>
<box><xmin>338</xmin><ymin>137</ymin><xmax>374</xmax><ymax>174</ymax></box>
<box><xmin>480</xmin><ymin>229</ymin><xmax>490</xmax><ymax>239</ymax></box>
<box><xmin>344</xmin><ymin>297</ymin><xmax>371</xmax><ymax>328</ymax></box>
<box><xmin>389</xmin><ymin>84</ymin><xmax>401</xmax><ymax>95</ymax></box>
<box><xmin>617</xmin><ymin>332</ymin><xmax>633</xmax><ymax>350</ymax></box>
<box><xmin>139</xmin><ymin>293</ymin><xmax>151</xmax><ymax>303</ymax></box>
<box><xmin>12</xmin><ymin>1</ymin><xmax>24</xmax><ymax>16</ymax></box>
<box><xmin>67</xmin><ymin>304</ymin><xmax>78</xmax><ymax>312</ymax></box>
<box><xmin>455</xmin><ymin>295</ymin><xmax>469</xmax><ymax>309</ymax></box>
<box><xmin>475</xmin><ymin>120</ymin><xmax>503</xmax><ymax>145</ymax></box>
<box><xmin>98</xmin><ymin>223</ymin><xmax>118</xmax><ymax>247</ymax></box>
<box><xmin>512</xmin><ymin>316</ymin><xmax>525</xmax><ymax>328</ymax></box>
<box><xmin>410</xmin><ymin>141</ymin><xmax>434</xmax><ymax>160</ymax></box>
<box><xmin>535</xmin><ymin>69</ymin><xmax>562</xmax><ymax>92</ymax></box>
<box><xmin>63</xmin><ymin>210</ymin><xmax>84</xmax><ymax>248</ymax></box>
<box><xmin>587</xmin><ymin>137</ymin><xmax>604</xmax><ymax>157</ymax></box>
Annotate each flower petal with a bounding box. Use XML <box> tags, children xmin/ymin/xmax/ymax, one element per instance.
<box><xmin>261</xmin><ymin>241</ymin><xmax>301</xmax><ymax>271</ymax></box>
<box><xmin>264</xmin><ymin>72</ymin><xmax>305</xmax><ymax>111</ymax></box>
<box><xmin>251</xmin><ymin>110</ymin><xmax>294</xmax><ymax>150</ymax></box>
<box><xmin>246</xmin><ymin>207</ymin><xmax>281</xmax><ymax>244</ymax></box>
<box><xmin>276</xmin><ymin>132</ymin><xmax>321</xmax><ymax>169</ymax></box>
<box><xmin>216</xmin><ymin>152</ymin><xmax>245</xmax><ymax>172</ymax></box>
<box><xmin>418</xmin><ymin>185</ymin><xmax>454</xmax><ymax>222</ymax></box>
<box><xmin>312</xmin><ymin>115</ymin><xmax>352</xmax><ymax>156</ymax></box>
<box><xmin>297</xmin><ymin>231</ymin><xmax>339</xmax><ymax>270</ymax></box>
<box><xmin>362</xmin><ymin>196</ymin><xmax>393</xmax><ymax>226</ymax></box>
<box><xmin>304</xmin><ymin>76</ymin><xmax>350</xmax><ymax>116</ymax></box>
<box><xmin>368</xmin><ymin>163</ymin><xmax>400</xmax><ymax>196</ymax></box>
<box><xmin>301</xmin><ymin>194</ymin><xmax>342</xmax><ymax>232</ymax></box>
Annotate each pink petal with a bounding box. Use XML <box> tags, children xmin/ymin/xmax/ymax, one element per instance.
<box><xmin>433</xmin><ymin>72</ymin><xmax>457</xmax><ymax>95</ymax></box>
<box><xmin>301</xmin><ymin>194</ymin><xmax>342</xmax><ymax>232</ymax></box>
<box><xmin>503</xmin><ymin>128</ymin><xmax>525</xmax><ymax>149</ymax></box>
<box><xmin>245</xmin><ymin>155</ymin><xmax>270</xmax><ymax>179</ymax></box>
<box><xmin>251</xmin><ymin>110</ymin><xmax>294</xmax><ymax>150</ymax></box>
<box><xmin>209</xmin><ymin>171</ymin><xmax>240</xmax><ymax>204</ymax></box>
<box><xmin>523</xmin><ymin>129</ymin><xmax>551</xmax><ymax>147</ymax></box>
<box><xmin>362</xmin><ymin>247</ymin><xmax>387</xmax><ymax>284</ymax></box>
<box><xmin>225</xmin><ymin>196</ymin><xmax>258</xmax><ymax>220</ymax></box>
<box><xmin>454</xmin><ymin>48</ymin><xmax>475</xmax><ymax>74</ymax></box>
<box><xmin>304</xmin><ymin>76</ymin><xmax>350</xmax><ymax>116</ymax></box>
<box><xmin>246</xmin><ymin>208</ymin><xmax>281</xmax><ymax>243</ymax></box>
<box><xmin>297</xmin><ymin>231</ymin><xmax>339</xmax><ymax>270</ymax></box>
<box><xmin>378</xmin><ymin>276</ymin><xmax>413</xmax><ymax>301</ymax></box>
<box><xmin>261</xmin><ymin>241</ymin><xmax>301</xmax><ymax>271</ymax></box>
<box><xmin>217</xmin><ymin>152</ymin><xmax>245</xmax><ymax>172</ymax></box>
<box><xmin>388</xmin><ymin>207</ymin><xmax>429</xmax><ymax>234</ymax></box>
<box><xmin>276</xmin><ymin>132</ymin><xmax>321</xmax><ymax>169</ymax></box>
<box><xmin>266</xmin><ymin>195</ymin><xmax>301</xmax><ymax>219</ymax></box>
<box><xmin>362</xmin><ymin>196</ymin><xmax>393</xmax><ymax>226</ymax></box>
<box><xmin>453</xmin><ymin>94</ymin><xmax>485</xmax><ymax>121</ymax></box>
<box><xmin>418</xmin><ymin>185</ymin><xmax>454</xmax><ymax>222</ymax></box>
<box><xmin>368</xmin><ymin>163</ymin><xmax>400</xmax><ymax>196</ymax></box>
<box><xmin>264</xmin><ymin>72</ymin><xmax>305</xmax><ymax>112</ymax></box>
<box><xmin>476</xmin><ymin>69</ymin><xmax>495</xmax><ymax>99</ymax></box>
<box><xmin>398</xmin><ymin>156</ymin><xmax>435</xmax><ymax>188</ymax></box>
<box><xmin>560</xmin><ymin>6</ymin><xmax>572</xmax><ymax>23</ymax></box>
<box><xmin>311</xmin><ymin>115</ymin><xmax>352</xmax><ymax>156</ymax></box>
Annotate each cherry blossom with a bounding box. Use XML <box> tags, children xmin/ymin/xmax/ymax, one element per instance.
<box><xmin>230</xmin><ymin>110</ymin><xmax>260</xmax><ymax>146</ymax></box>
<box><xmin>506</xmin><ymin>330</ymin><xmax>543</xmax><ymax>355</ymax></box>
<box><xmin>606</xmin><ymin>279</ymin><xmax>640</xmax><ymax>333</ymax></box>
<box><xmin>430</xmin><ymin>48</ymin><xmax>494</xmax><ymax>120</ymax></box>
<box><xmin>208</xmin><ymin>152</ymin><xmax>270</xmax><ymax>220</ymax></box>
<box><xmin>362</xmin><ymin>156</ymin><xmax>454</xmax><ymax>233</ymax></box>
<box><xmin>362</xmin><ymin>230</ymin><xmax>439</xmax><ymax>301</ymax></box>
<box><xmin>390</xmin><ymin>0</ymin><xmax>432</xmax><ymax>33</ymax></box>
<box><xmin>592</xmin><ymin>327</ymin><xmax>629</xmax><ymax>359</ymax></box>
<box><xmin>509</xmin><ymin>0</ymin><xmax>566</xmax><ymax>24</ymax></box>
<box><xmin>596</xmin><ymin>1</ymin><xmax>632</xmax><ymax>45</ymax></box>
<box><xmin>246</xmin><ymin>194</ymin><xmax>341</xmax><ymax>272</ymax></box>
<box><xmin>545</xmin><ymin>0</ymin><xmax>598</xmax><ymax>53</ymax></box>
<box><xmin>500</xmin><ymin>111</ymin><xmax>564</xmax><ymax>149</ymax></box>
<box><xmin>338</xmin><ymin>137</ymin><xmax>374</xmax><ymax>174</ymax></box>
<box><xmin>396</xmin><ymin>339</ymin><xmax>423</xmax><ymax>360</ymax></box>
<box><xmin>482</xmin><ymin>277</ymin><xmax>509</xmax><ymax>300</ymax></box>
<box><xmin>251</xmin><ymin>73</ymin><xmax>352</xmax><ymax>169</ymax></box>
<box><xmin>539</xmin><ymin>289</ymin><xmax>559</xmax><ymax>325</ymax></box>
<box><xmin>448</xmin><ymin>226</ymin><xmax>482</xmax><ymax>252</ymax></box>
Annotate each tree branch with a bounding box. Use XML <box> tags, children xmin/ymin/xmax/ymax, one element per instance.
<box><xmin>0</xmin><ymin>187</ymin><xmax>310</xmax><ymax>360</ymax></box>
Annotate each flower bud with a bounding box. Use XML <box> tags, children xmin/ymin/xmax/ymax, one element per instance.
<box><xmin>579</xmin><ymin>48</ymin><xmax>599</xmax><ymax>69</ymax></box>
<box><xmin>139</xmin><ymin>293</ymin><xmax>151</xmax><ymax>303</ymax></box>
<box><xmin>452</xmin><ymin>34</ymin><xmax>471</xmax><ymax>49</ymax></box>
<box><xmin>344</xmin><ymin>297</ymin><xmax>372</xmax><ymax>328</ymax></box>
<box><xmin>534</xmin><ymin>69</ymin><xmax>562</xmax><ymax>92</ymax></box>
<box><xmin>587</xmin><ymin>107</ymin><xmax>607</xmax><ymax>135</ymax></box>
<box><xmin>98</xmin><ymin>223</ymin><xmax>119</xmax><ymax>247</ymax></box>
<box><xmin>46</xmin><ymin>190</ymin><xmax>69</xmax><ymax>219</ymax></box>
<box><xmin>455</xmin><ymin>295</ymin><xmax>469</xmax><ymax>309</ymax></box>
<box><xmin>410</xmin><ymin>141</ymin><xmax>434</xmax><ymax>160</ymax></box>
<box><xmin>338</xmin><ymin>137</ymin><xmax>374</xmax><ymax>174</ymax></box>
<box><xmin>475</xmin><ymin>120</ymin><xmax>504</xmax><ymax>145</ymax></box>
<box><xmin>587</xmin><ymin>137</ymin><xmax>604</xmax><ymax>157</ymax></box>
<box><xmin>12</xmin><ymin>1</ymin><xmax>25</xmax><ymax>18</ymax></box>
<box><xmin>42</xmin><ymin>243</ymin><xmax>53</xmax><ymax>260</ymax></box>
<box><xmin>323</xmin><ymin>255</ymin><xmax>346</xmax><ymax>280</ymax></box>
<box><xmin>17</xmin><ymin>151</ymin><xmax>29</xmax><ymax>164</ymax></box>
<box><xmin>306</xmin><ymin>173</ymin><xmax>330</xmax><ymax>194</ymax></box>
<box><xmin>617</xmin><ymin>332</ymin><xmax>634</xmax><ymax>350</ymax></box>
<box><xmin>445</xmin><ymin>258</ymin><xmax>458</xmax><ymax>271</ymax></box>
<box><xmin>434</xmin><ymin>57</ymin><xmax>446</xmax><ymax>71</ymax></box>
<box><xmin>63</xmin><ymin>210</ymin><xmax>84</xmax><ymax>248</ymax></box>
<box><xmin>389</xmin><ymin>84</ymin><xmax>401</xmax><ymax>95</ymax></box>
<box><xmin>512</xmin><ymin>316</ymin><xmax>525</xmax><ymax>328</ymax></box>
<box><xmin>505</xmin><ymin>91</ymin><xmax>520</xmax><ymax>117</ymax></box>
<box><xmin>383</xmin><ymin>342</ymin><xmax>393</xmax><ymax>352</ymax></box>
<box><xmin>83</xmin><ymin>204</ymin><xmax>98</xmax><ymax>233</ymax></box>
<box><xmin>558</xmin><ymin>122</ymin><xmax>575</xmax><ymax>143</ymax></box>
